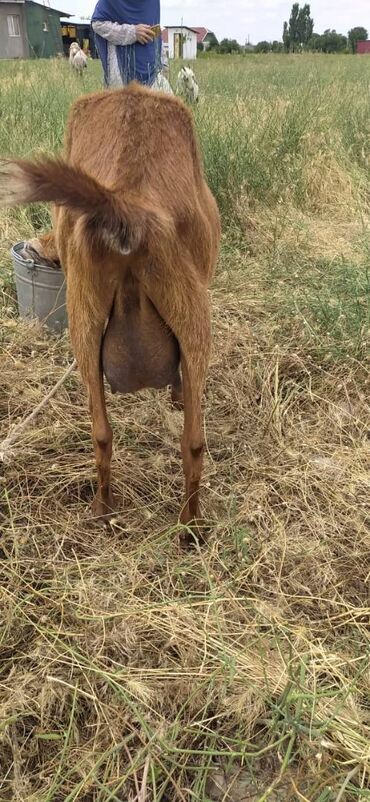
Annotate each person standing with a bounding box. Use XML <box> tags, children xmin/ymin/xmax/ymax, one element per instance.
<box><xmin>91</xmin><ymin>0</ymin><xmax>171</xmax><ymax>91</ymax></box>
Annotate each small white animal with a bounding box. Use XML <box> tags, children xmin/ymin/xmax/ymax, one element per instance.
<box><xmin>69</xmin><ymin>42</ymin><xmax>87</xmax><ymax>75</ymax></box>
<box><xmin>176</xmin><ymin>66</ymin><xmax>199</xmax><ymax>104</ymax></box>
<box><xmin>152</xmin><ymin>71</ymin><xmax>173</xmax><ymax>95</ymax></box>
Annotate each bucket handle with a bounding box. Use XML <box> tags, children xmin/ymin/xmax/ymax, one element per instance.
<box><xmin>25</xmin><ymin>259</ymin><xmax>37</xmax><ymax>274</ymax></box>
<box><xmin>22</xmin><ymin>257</ymin><xmax>37</xmax><ymax>313</ymax></box>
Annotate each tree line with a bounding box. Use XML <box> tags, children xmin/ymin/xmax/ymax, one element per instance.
<box><xmin>255</xmin><ymin>4</ymin><xmax>367</xmax><ymax>54</ymax></box>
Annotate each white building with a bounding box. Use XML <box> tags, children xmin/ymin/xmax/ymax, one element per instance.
<box><xmin>162</xmin><ymin>26</ymin><xmax>197</xmax><ymax>60</ymax></box>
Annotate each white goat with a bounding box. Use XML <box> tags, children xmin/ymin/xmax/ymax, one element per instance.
<box><xmin>176</xmin><ymin>66</ymin><xmax>199</xmax><ymax>104</ymax></box>
<box><xmin>69</xmin><ymin>42</ymin><xmax>87</xmax><ymax>75</ymax></box>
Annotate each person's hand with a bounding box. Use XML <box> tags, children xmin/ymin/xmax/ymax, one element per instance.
<box><xmin>135</xmin><ymin>24</ymin><xmax>155</xmax><ymax>44</ymax></box>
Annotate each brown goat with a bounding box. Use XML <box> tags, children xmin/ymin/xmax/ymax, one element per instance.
<box><xmin>0</xmin><ymin>84</ymin><xmax>220</xmax><ymax>543</ymax></box>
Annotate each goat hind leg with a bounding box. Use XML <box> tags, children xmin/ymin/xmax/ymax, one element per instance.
<box><xmin>68</xmin><ymin>289</ymin><xmax>115</xmax><ymax>519</ymax></box>
<box><xmin>145</xmin><ymin>275</ymin><xmax>211</xmax><ymax>545</ymax></box>
<box><xmin>88</xmin><ymin>372</ymin><xmax>115</xmax><ymax>518</ymax></box>
<box><xmin>179</xmin><ymin>341</ymin><xmax>209</xmax><ymax>547</ymax></box>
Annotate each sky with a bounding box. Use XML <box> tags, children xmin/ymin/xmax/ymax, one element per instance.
<box><xmin>59</xmin><ymin>0</ymin><xmax>370</xmax><ymax>45</ymax></box>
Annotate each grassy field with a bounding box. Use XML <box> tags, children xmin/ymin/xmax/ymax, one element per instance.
<box><xmin>0</xmin><ymin>55</ymin><xmax>369</xmax><ymax>801</ymax></box>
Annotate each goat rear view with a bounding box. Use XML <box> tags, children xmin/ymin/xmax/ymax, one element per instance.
<box><xmin>0</xmin><ymin>84</ymin><xmax>220</xmax><ymax>545</ymax></box>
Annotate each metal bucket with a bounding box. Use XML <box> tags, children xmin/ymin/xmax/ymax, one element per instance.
<box><xmin>11</xmin><ymin>242</ymin><xmax>67</xmax><ymax>333</ymax></box>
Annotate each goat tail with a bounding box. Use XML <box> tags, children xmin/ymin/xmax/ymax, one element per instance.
<box><xmin>0</xmin><ymin>157</ymin><xmax>173</xmax><ymax>254</ymax></box>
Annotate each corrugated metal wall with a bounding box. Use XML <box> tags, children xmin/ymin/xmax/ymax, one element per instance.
<box><xmin>25</xmin><ymin>2</ymin><xmax>63</xmax><ymax>57</ymax></box>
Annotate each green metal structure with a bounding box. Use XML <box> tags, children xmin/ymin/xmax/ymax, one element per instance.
<box><xmin>0</xmin><ymin>0</ymin><xmax>70</xmax><ymax>59</ymax></box>
<box><xmin>26</xmin><ymin>0</ymin><xmax>67</xmax><ymax>57</ymax></box>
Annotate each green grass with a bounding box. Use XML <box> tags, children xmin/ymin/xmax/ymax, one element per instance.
<box><xmin>1</xmin><ymin>55</ymin><xmax>369</xmax><ymax>360</ymax></box>
<box><xmin>0</xmin><ymin>55</ymin><xmax>370</xmax><ymax>801</ymax></box>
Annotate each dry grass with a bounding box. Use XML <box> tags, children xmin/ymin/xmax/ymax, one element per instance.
<box><xmin>1</xmin><ymin>55</ymin><xmax>370</xmax><ymax>801</ymax></box>
<box><xmin>1</xmin><ymin>268</ymin><xmax>369</xmax><ymax>800</ymax></box>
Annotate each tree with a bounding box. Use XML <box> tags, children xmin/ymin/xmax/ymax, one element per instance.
<box><xmin>272</xmin><ymin>40</ymin><xmax>284</xmax><ymax>52</ymax></box>
<box><xmin>297</xmin><ymin>4</ymin><xmax>313</xmax><ymax>46</ymax></box>
<box><xmin>320</xmin><ymin>29</ymin><xmax>347</xmax><ymax>53</ymax></box>
<box><xmin>283</xmin><ymin>3</ymin><xmax>313</xmax><ymax>52</ymax></box>
<box><xmin>307</xmin><ymin>33</ymin><xmax>322</xmax><ymax>51</ymax></box>
<box><xmin>255</xmin><ymin>40</ymin><xmax>271</xmax><ymax>53</ymax></box>
<box><xmin>288</xmin><ymin>2</ymin><xmax>300</xmax><ymax>51</ymax></box>
<box><xmin>217</xmin><ymin>38</ymin><xmax>241</xmax><ymax>54</ymax></box>
<box><xmin>283</xmin><ymin>21</ymin><xmax>290</xmax><ymax>52</ymax></box>
<box><xmin>348</xmin><ymin>26</ymin><xmax>368</xmax><ymax>54</ymax></box>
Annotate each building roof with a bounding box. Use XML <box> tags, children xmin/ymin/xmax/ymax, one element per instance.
<box><xmin>162</xmin><ymin>26</ymin><xmax>198</xmax><ymax>44</ymax></box>
<box><xmin>164</xmin><ymin>26</ymin><xmax>198</xmax><ymax>32</ymax></box>
<box><xmin>191</xmin><ymin>26</ymin><xmax>210</xmax><ymax>44</ymax></box>
<box><xmin>26</xmin><ymin>0</ymin><xmax>71</xmax><ymax>15</ymax></box>
<box><xmin>60</xmin><ymin>15</ymin><xmax>91</xmax><ymax>25</ymax></box>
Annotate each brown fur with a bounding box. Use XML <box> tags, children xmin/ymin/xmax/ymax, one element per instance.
<box><xmin>0</xmin><ymin>83</ymin><xmax>220</xmax><ymax>542</ymax></box>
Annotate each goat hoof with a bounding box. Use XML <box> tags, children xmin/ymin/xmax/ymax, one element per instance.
<box><xmin>92</xmin><ymin>493</ymin><xmax>116</xmax><ymax>521</ymax></box>
<box><xmin>179</xmin><ymin>519</ymin><xmax>206</xmax><ymax>549</ymax></box>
